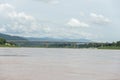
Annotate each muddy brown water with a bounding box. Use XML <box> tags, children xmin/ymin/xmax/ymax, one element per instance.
<box><xmin>0</xmin><ymin>48</ymin><xmax>120</xmax><ymax>80</ymax></box>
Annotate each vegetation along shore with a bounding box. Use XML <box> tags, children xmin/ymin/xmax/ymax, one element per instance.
<box><xmin>0</xmin><ymin>37</ymin><xmax>120</xmax><ymax>49</ymax></box>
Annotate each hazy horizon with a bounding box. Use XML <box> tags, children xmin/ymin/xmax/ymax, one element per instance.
<box><xmin>0</xmin><ymin>0</ymin><xmax>119</xmax><ymax>42</ymax></box>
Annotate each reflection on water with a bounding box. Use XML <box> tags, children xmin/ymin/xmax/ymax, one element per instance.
<box><xmin>0</xmin><ymin>55</ymin><xmax>28</xmax><ymax>57</ymax></box>
<box><xmin>0</xmin><ymin>48</ymin><xmax>120</xmax><ymax>80</ymax></box>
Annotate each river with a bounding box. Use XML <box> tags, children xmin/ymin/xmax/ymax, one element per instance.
<box><xmin>0</xmin><ymin>48</ymin><xmax>120</xmax><ymax>80</ymax></box>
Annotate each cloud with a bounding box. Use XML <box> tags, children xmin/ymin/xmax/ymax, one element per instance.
<box><xmin>90</xmin><ymin>13</ymin><xmax>111</xmax><ymax>25</ymax></box>
<box><xmin>0</xmin><ymin>3</ymin><xmax>42</xmax><ymax>36</ymax></box>
<box><xmin>80</xmin><ymin>11</ymin><xmax>85</xmax><ymax>16</ymax></box>
<box><xmin>38</xmin><ymin>27</ymin><xmax>96</xmax><ymax>39</ymax></box>
<box><xmin>0</xmin><ymin>3</ymin><xmax>35</xmax><ymax>21</ymax></box>
<box><xmin>34</xmin><ymin>0</ymin><xmax>59</xmax><ymax>4</ymax></box>
<box><xmin>67</xmin><ymin>18</ymin><xmax>89</xmax><ymax>27</ymax></box>
<box><xmin>0</xmin><ymin>3</ymin><xmax>14</xmax><ymax>11</ymax></box>
<box><xmin>0</xmin><ymin>3</ymin><xmax>35</xmax><ymax>22</ymax></box>
<box><xmin>8</xmin><ymin>12</ymin><xmax>35</xmax><ymax>21</ymax></box>
<box><xmin>0</xmin><ymin>27</ymin><xmax>6</xmax><ymax>32</ymax></box>
<box><xmin>0</xmin><ymin>3</ymin><xmax>97</xmax><ymax>40</ymax></box>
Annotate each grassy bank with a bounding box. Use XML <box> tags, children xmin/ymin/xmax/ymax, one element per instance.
<box><xmin>0</xmin><ymin>45</ymin><xmax>17</xmax><ymax>47</ymax></box>
<box><xmin>98</xmin><ymin>46</ymin><xmax>120</xmax><ymax>49</ymax></box>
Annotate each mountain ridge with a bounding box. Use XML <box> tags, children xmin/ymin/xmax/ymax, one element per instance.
<box><xmin>0</xmin><ymin>33</ymin><xmax>27</xmax><ymax>41</ymax></box>
<box><xmin>0</xmin><ymin>33</ymin><xmax>91</xmax><ymax>42</ymax></box>
<box><xmin>27</xmin><ymin>37</ymin><xmax>91</xmax><ymax>42</ymax></box>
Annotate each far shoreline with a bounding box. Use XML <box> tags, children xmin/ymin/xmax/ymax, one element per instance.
<box><xmin>0</xmin><ymin>47</ymin><xmax>120</xmax><ymax>50</ymax></box>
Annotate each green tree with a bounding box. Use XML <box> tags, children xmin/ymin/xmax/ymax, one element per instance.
<box><xmin>116</xmin><ymin>41</ymin><xmax>120</xmax><ymax>46</ymax></box>
<box><xmin>0</xmin><ymin>38</ymin><xmax>6</xmax><ymax>45</ymax></box>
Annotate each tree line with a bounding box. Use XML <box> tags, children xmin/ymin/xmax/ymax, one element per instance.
<box><xmin>0</xmin><ymin>38</ymin><xmax>16</xmax><ymax>46</ymax></box>
<box><xmin>0</xmin><ymin>37</ymin><xmax>120</xmax><ymax>49</ymax></box>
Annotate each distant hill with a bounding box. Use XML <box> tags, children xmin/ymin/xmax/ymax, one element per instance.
<box><xmin>0</xmin><ymin>33</ymin><xmax>91</xmax><ymax>47</ymax></box>
<box><xmin>0</xmin><ymin>33</ymin><xmax>91</xmax><ymax>42</ymax></box>
<box><xmin>0</xmin><ymin>33</ymin><xmax>27</xmax><ymax>41</ymax></box>
<box><xmin>27</xmin><ymin>37</ymin><xmax>91</xmax><ymax>42</ymax></box>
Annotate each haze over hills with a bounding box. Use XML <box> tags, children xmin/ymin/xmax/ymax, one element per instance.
<box><xmin>0</xmin><ymin>33</ymin><xmax>27</xmax><ymax>41</ymax></box>
<box><xmin>27</xmin><ymin>37</ymin><xmax>90</xmax><ymax>42</ymax></box>
<box><xmin>0</xmin><ymin>33</ymin><xmax>91</xmax><ymax>47</ymax></box>
<box><xmin>0</xmin><ymin>33</ymin><xmax>90</xmax><ymax>42</ymax></box>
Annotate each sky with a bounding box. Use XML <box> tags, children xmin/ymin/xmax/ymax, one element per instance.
<box><xmin>0</xmin><ymin>0</ymin><xmax>120</xmax><ymax>42</ymax></box>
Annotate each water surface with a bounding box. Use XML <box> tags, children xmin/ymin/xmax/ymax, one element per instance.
<box><xmin>0</xmin><ymin>48</ymin><xmax>120</xmax><ymax>80</ymax></box>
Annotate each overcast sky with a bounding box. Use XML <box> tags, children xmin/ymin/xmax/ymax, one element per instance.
<box><xmin>0</xmin><ymin>0</ymin><xmax>119</xmax><ymax>42</ymax></box>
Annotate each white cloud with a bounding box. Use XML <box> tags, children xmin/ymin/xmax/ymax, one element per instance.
<box><xmin>0</xmin><ymin>27</ymin><xmax>6</xmax><ymax>32</ymax></box>
<box><xmin>0</xmin><ymin>3</ymin><xmax>14</xmax><ymax>18</ymax></box>
<box><xmin>8</xmin><ymin>12</ymin><xmax>35</xmax><ymax>21</ymax></box>
<box><xmin>0</xmin><ymin>3</ymin><xmax>97</xmax><ymax>40</ymax></box>
<box><xmin>0</xmin><ymin>3</ymin><xmax>35</xmax><ymax>22</ymax></box>
<box><xmin>80</xmin><ymin>12</ymin><xmax>85</xmax><ymax>16</ymax></box>
<box><xmin>0</xmin><ymin>3</ymin><xmax>14</xmax><ymax>11</ymax></box>
<box><xmin>38</xmin><ymin>28</ymin><xmax>96</xmax><ymax>39</ymax></box>
<box><xmin>79</xmin><ymin>32</ymin><xmax>99</xmax><ymax>39</ymax></box>
<box><xmin>67</xmin><ymin>18</ymin><xmax>89</xmax><ymax>27</ymax></box>
<box><xmin>90</xmin><ymin>13</ymin><xmax>111</xmax><ymax>25</ymax></box>
<box><xmin>34</xmin><ymin>0</ymin><xmax>59</xmax><ymax>4</ymax></box>
<box><xmin>0</xmin><ymin>3</ymin><xmax>42</xmax><ymax>36</ymax></box>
